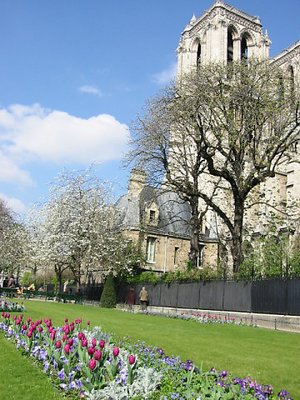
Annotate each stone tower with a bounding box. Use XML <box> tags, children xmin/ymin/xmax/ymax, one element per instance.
<box><xmin>177</xmin><ymin>0</ymin><xmax>270</xmax><ymax>77</ymax></box>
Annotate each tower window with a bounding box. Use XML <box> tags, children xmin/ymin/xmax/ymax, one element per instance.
<box><xmin>227</xmin><ymin>29</ymin><xmax>234</xmax><ymax>63</ymax></box>
<box><xmin>241</xmin><ymin>36</ymin><xmax>248</xmax><ymax>62</ymax></box>
<box><xmin>196</xmin><ymin>43</ymin><xmax>201</xmax><ymax>67</ymax></box>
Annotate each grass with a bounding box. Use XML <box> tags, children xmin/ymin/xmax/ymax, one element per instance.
<box><xmin>0</xmin><ymin>333</ymin><xmax>61</xmax><ymax>400</ymax></box>
<box><xmin>1</xmin><ymin>299</ymin><xmax>300</xmax><ymax>399</ymax></box>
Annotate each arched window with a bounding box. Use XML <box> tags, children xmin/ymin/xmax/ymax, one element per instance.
<box><xmin>241</xmin><ymin>35</ymin><xmax>249</xmax><ymax>62</ymax></box>
<box><xmin>196</xmin><ymin>43</ymin><xmax>201</xmax><ymax>67</ymax></box>
<box><xmin>227</xmin><ymin>28</ymin><xmax>234</xmax><ymax>63</ymax></box>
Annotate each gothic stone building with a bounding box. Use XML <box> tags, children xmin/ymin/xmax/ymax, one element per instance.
<box><xmin>120</xmin><ymin>1</ymin><xmax>299</xmax><ymax>273</ymax></box>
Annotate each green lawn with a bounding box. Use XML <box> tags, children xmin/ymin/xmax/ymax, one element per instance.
<box><xmin>1</xmin><ymin>299</ymin><xmax>300</xmax><ymax>399</ymax></box>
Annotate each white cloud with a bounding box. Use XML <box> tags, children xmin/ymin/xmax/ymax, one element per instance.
<box><xmin>0</xmin><ymin>192</ymin><xmax>28</xmax><ymax>215</ymax></box>
<box><xmin>152</xmin><ymin>62</ymin><xmax>177</xmax><ymax>85</ymax></box>
<box><xmin>0</xmin><ymin>103</ymin><xmax>130</xmax><ymax>167</ymax></box>
<box><xmin>0</xmin><ymin>152</ymin><xmax>34</xmax><ymax>186</ymax></box>
<box><xmin>79</xmin><ymin>85</ymin><xmax>103</xmax><ymax>96</ymax></box>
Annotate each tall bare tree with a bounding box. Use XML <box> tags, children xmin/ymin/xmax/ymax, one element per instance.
<box><xmin>128</xmin><ymin>60</ymin><xmax>300</xmax><ymax>272</ymax></box>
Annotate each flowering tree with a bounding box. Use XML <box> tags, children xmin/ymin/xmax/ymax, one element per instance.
<box><xmin>36</xmin><ymin>169</ymin><xmax>139</xmax><ymax>290</ymax></box>
<box><xmin>0</xmin><ymin>199</ymin><xmax>28</xmax><ymax>279</ymax></box>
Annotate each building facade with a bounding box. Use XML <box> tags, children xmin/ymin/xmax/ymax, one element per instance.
<box><xmin>117</xmin><ymin>169</ymin><xmax>218</xmax><ymax>273</ymax></box>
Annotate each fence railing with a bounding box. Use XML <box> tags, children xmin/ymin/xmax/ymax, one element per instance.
<box><xmin>118</xmin><ymin>279</ymin><xmax>300</xmax><ymax>316</ymax></box>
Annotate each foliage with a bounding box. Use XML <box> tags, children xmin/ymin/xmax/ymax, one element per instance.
<box><xmin>126</xmin><ymin>267</ymin><xmax>222</xmax><ymax>284</ymax></box>
<box><xmin>237</xmin><ymin>232</ymin><xmax>300</xmax><ymax>280</ymax></box>
<box><xmin>0</xmin><ymin>199</ymin><xmax>29</xmax><ymax>277</ymax></box>
<box><xmin>100</xmin><ymin>275</ymin><xmax>117</xmax><ymax>308</ymax></box>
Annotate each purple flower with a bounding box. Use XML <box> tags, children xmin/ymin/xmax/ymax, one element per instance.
<box><xmin>58</xmin><ymin>369</ymin><xmax>65</xmax><ymax>380</ymax></box>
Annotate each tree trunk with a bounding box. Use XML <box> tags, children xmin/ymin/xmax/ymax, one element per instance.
<box><xmin>55</xmin><ymin>265</ymin><xmax>63</xmax><ymax>294</ymax></box>
<box><xmin>189</xmin><ymin>196</ymin><xmax>201</xmax><ymax>269</ymax></box>
<box><xmin>231</xmin><ymin>197</ymin><xmax>245</xmax><ymax>274</ymax></box>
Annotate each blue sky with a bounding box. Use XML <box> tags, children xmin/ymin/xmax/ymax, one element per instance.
<box><xmin>0</xmin><ymin>0</ymin><xmax>299</xmax><ymax>215</ymax></box>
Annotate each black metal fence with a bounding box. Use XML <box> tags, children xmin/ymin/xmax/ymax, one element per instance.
<box><xmin>118</xmin><ymin>279</ymin><xmax>300</xmax><ymax>316</ymax></box>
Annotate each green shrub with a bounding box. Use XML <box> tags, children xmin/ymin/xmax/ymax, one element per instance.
<box><xmin>100</xmin><ymin>274</ymin><xmax>117</xmax><ymax>308</ymax></box>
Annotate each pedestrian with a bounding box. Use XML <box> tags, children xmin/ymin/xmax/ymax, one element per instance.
<box><xmin>127</xmin><ymin>287</ymin><xmax>135</xmax><ymax>311</ymax></box>
<box><xmin>139</xmin><ymin>286</ymin><xmax>148</xmax><ymax>311</ymax></box>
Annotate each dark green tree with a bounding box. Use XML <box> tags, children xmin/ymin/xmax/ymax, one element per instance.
<box><xmin>100</xmin><ymin>274</ymin><xmax>117</xmax><ymax>308</ymax></box>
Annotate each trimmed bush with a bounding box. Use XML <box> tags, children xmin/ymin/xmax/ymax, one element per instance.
<box><xmin>100</xmin><ymin>274</ymin><xmax>117</xmax><ymax>308</ymax></box>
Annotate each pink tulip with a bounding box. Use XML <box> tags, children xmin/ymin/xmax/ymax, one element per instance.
<box><xmin>50</xmin><ymin>331</ymin><xmax>56</xmax><ymax>341</ymax></box>
<box><xmin>27</xmin><ymin>330</ymin><xmax>32</xmax><ymax>338</ymax></box>
<box><xmin>81</xmin><ymin>339</ymin><xmax>87</xmax><ymax>347</ymax></box>
<box><xmin>113</xmin><ymin>347</ymin><xmax>119</xmax><ymax>357</ymax></box>
<box><xmin>56</xmin><ymin>340</ymin><xmax>62</xmax><ymax>349</ymax></box>
<box><xmin>67</xmin><ymin>338</ymin><xmax>73</xmax><ymax>346</ymax></box>
<box><xmin>128</xmin><ymin>355</ymin><xmax>136</xmax><ymax>365</ymax></box>
<box><xmin>91</xmin><ymin>338</ymin><xmax>97</xmax><ymax>347</ymax></box>
<box><xmin>88</xmin><ymin>359</ymin><xmax>96</xmax><ymax>370</ymax></box>
<box><xmin>88</xmin><ymin>346</ymin><xmax>95</xmax><ymax>355</ymax></box>
<box><xmin>99</xmin><ymin>339</ymin><xmax>105</xmax><ymax>349</ymax></box>
<box><xmin>64</xmin><ymin>344</ymin><xmax>70</xmax><ymax>354</ymax></box>
<box><xmin>94</xmin><ymin>350</ymin><xmax>102</xmax><ymax>360</ymax></box>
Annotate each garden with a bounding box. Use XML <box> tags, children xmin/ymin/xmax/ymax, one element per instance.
<box><xmin>1</xmin><ymin>299</ymin><xmax>299</xmax><ymax>399</ymax></box>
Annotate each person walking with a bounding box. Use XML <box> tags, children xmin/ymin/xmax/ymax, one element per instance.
<box><xmin>139</xmin><ymin>286</ymin><xmax>148</xmax><ymax>311</ymax></box>
<box><xmin>127</xmin><ymin>287</ymin><xmax>135</xmax><ymax>311</ymax></box>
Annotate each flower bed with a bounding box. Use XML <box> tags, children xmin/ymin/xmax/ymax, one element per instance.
<box><xmin>0</xmin><ymin>299</ymin><xmax>25</xmax><ymax>312</ymax></box>
<box><xmin>0</xmin><ymin>313</ymin><xmax>292</xmax><ymax>399</ymax></box>
<box><xmin>124</xmin><ymin>307</ymin><xmax>254</xmax><ymax>327</ymax></box>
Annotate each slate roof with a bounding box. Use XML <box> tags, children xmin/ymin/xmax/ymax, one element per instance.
<box><xmin>116</xmin><ymin>186</ymin><xmax>191</xmax><ymax>238</ymax></box>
